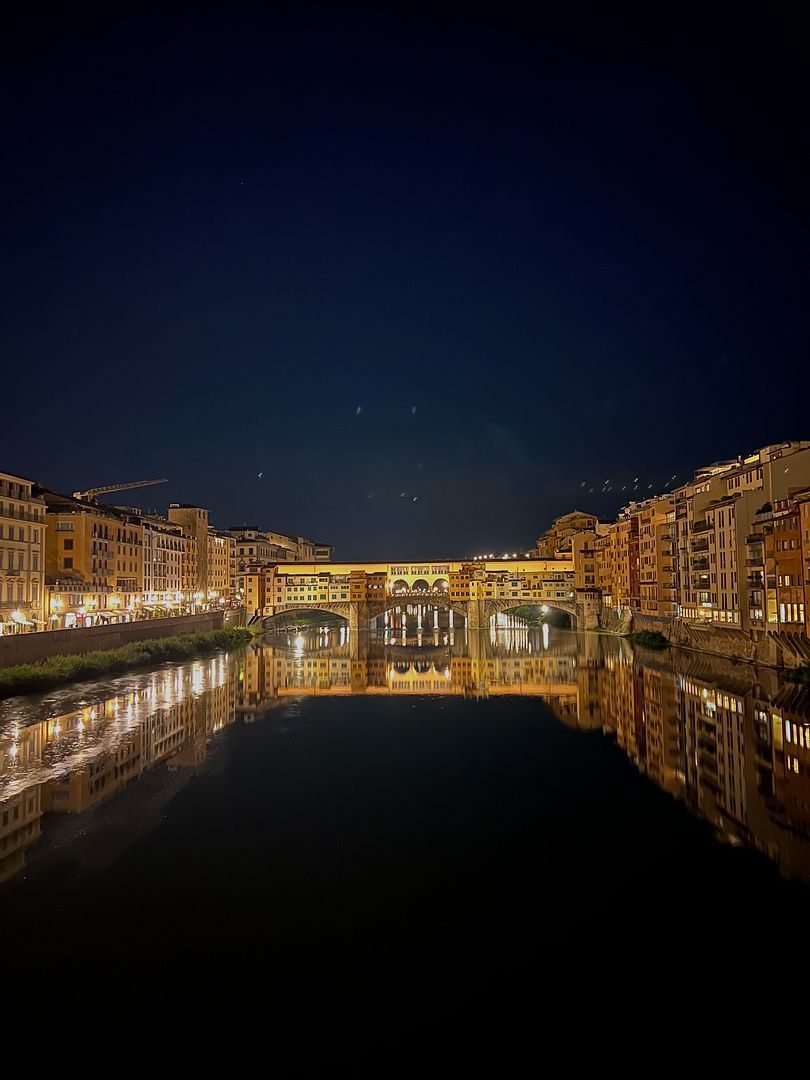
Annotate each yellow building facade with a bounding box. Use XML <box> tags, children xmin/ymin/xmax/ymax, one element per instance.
<box><xmin>207</xmin><ymin>530</ymin><xmax>235</xmax><ymax>601</ymax></box>
<box><xmin>0</xmin><ymin>471</ymin><xmax>46</xmax><ymax>635</ymax></box>
<box><xmin>168</xmin><ymin>504</ymin><xmax>209</xmax><ymax>597</ymax></box>
<box><xmin>43</xmin><ymin>491</ymin><xmax>144</xmax><ymax>627</ymax></box>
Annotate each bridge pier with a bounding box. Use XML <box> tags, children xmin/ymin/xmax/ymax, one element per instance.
<box><xmin>575</xmin><ymin>591</ymin><xmax>602</xmax><ymax>631</ymax></box>
<box><xmin>466</xmin><ymin>599</ymin><xmax>485</xmax><ymax>630</ymax></box>
<box><xmin>348</xmin><ymin>602</ymin><xmax>368</xmax><ymax>632</ymax></box>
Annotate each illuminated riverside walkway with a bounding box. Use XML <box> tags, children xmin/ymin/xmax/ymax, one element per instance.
<box><xmin>248</xmin><ymin>557</ymin><xmax>602</xmax><ymax>631</ymax></box>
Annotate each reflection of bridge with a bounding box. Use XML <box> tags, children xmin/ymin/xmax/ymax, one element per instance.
<box><xmin>239</xmin><ymin>629</ymin><xmax>583</xmax><ymax>717</ymax></box>
<box><xmin>246</xmin><ymin>558</ymin><xmax>601</xmax><ymax>631</ymax></box>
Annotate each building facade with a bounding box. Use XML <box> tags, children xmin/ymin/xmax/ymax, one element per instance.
<box><xmin>0</xmin><ymin>472</ymin><xmax>46</xmax><ymax>635</ymax></box>
<box><xmin>41</xmin><ymin>490</ymin><xmax>144</xmax><ymax>627</ymax></box>
<box><xmin>141</xmin><ymin>514</ymin><xmax>191</xmax><ymax>613</ymax></box>
<box><xmin>536</xmin><ymin>511</ymin><xmax>599</xmax><ymax>559</ymax></box>
<box><xmin>168</xmin><ymin>504</ymin><xmax>210</xmax><ymax>598</ymax></box>
<box><xmin>637</xmin><ymin>496</ymin><xmax>676</xmax><ymax>616</ymax></box>
<box><xmin>207</xmin><ymin>530</ymin><xmax>234</xmax><ymax>601</ymax></box>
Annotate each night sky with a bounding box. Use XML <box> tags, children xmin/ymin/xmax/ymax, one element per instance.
<box><xmin>3</xmin><ymin>9</ymin><xmax>807</xmax><ymax>558</ymax></box>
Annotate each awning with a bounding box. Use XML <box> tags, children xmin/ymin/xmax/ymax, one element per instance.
<box><xmin>31</xmin><ymin>619</ymin><xmax>47</xmax><ymax>625</ymax></box>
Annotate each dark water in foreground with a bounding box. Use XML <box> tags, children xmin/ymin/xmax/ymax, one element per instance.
<box><xmin>1</xmin><ymin>627</ymin><xmax>808</xmax><ymax>1048</ymax></box>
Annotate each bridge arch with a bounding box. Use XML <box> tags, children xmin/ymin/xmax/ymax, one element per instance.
<box><xmin>411</xmin><ymin>579</ymin><xmax>430</xmax><ymax>593</ymax></box>
<box><xmin>370</xmin><ymin>593</ymin><xmax>469</xmax><ymax>625</ymax></box>
<box><xmin>261</xmin><ymin>605</ymin><xmax>351</xmax><ymax>630</ymax></box>
<box><xmin>484</xmin><ymin>598</ymin><xmax>577</xmax><ymax>627</ymax></box>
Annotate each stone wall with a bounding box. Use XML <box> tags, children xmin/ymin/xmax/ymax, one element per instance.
<box><xmin>0</xmin><ymin>612</ymin><xmax>225</xmax><ymax>668</ymax></box>
<box><xmin>600</xmin><ymin>608</ymin><xmax>810</xmax><ymax>670</ymax></box>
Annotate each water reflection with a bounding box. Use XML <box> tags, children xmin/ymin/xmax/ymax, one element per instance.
<box><xmin>2</xmin><ymin>629</ymin><xmax>809</xmax><ymax>887</ymax></box>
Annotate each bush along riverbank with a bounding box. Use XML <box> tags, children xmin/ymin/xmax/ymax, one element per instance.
<box><xmin>627</xmin><ymin>630</ymin><xmax>670</xmax><ymax>650</ymax></box>
<box><xmin>0</xmin><ymin>627</ymin><xmax>254</xmax><ymax>698</ymax></box>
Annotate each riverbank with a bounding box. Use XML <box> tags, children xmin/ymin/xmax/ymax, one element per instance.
<box><xmin>0</xmin><ymin>627</ymin><xmax>253</xmax><ymax>698</ymax></box>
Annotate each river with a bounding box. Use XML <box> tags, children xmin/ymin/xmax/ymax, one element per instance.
<box><xmin>1</xmin><ymin>626</ymin><xmax>808</xmax><ymax>1043</ymax></box>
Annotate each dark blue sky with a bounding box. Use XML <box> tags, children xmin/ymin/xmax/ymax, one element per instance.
<box><xmin>3</xmin><ymin>8</ymin><xmax>807</xmax><ymax>558</ymax></box>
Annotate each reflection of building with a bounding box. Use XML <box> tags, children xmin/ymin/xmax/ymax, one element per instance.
<box><xmin>0</xmin><ymin>654</ymin><xmax>236</xmax><ymax>883</ymax></box>
<box><xmin>4</xmin><ymin>628</ymin><xmax>810</xmax><ymax>891</ymax></box>
<box><xmin>0</xmin><ymin>471</ymin><xmax>46</xmax><ymax>635</ymax></box>
<box><xmin>0</xmin><ymin>787</ymin><xmax>42</xmax><ymax>883</ymax></box>
<box><xmin>239</xmin><ymin>627</ymin><xmax>810</xmax><ymax>885</ymax></box>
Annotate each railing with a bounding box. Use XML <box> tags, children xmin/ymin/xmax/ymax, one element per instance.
<box><xmin>691</xmin><ymin>537</ymin><xmax>710</xmax><ymax>552</ymax></box>
<box><xmin>0</xmin><ymin>507</ymin><xmax>44</xmax><ymax>523</ymax></box>
<box><xmin>47</xmin><ymin>580</ymin><xmax>113</xmax><ymax>593</ymax></box>
<box><xmin>692</xmin><ymin>520</ymin><xmax>711</xmax><ymax>533</ymax></box>
<box><xmin>747</xmin><ymin>575</ymin><xmax>764</xmax><ymax>588</ymax></box>
<box><xmin>691</xmin><ymin>558</ymin><xmax>710</xmax><ymax>571</ymax></box>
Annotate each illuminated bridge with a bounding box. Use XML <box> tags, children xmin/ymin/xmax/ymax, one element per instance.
<box><xmin>244</xmin><ymin>558</ymin><xmax>601</xmax><ymax>631</ymax></box>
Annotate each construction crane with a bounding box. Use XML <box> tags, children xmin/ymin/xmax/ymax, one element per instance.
<box><xmin>73</xmin><ymin>478</ymin><xmax>168</xmax><ymax>502</ymax></box>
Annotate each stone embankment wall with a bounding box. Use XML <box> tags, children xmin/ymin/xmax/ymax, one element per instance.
<box><xmin>0</xmin><ymin>612</ymin><xmax>225</xmax><ymax>668</ymax></box>
<box><xmin>601</xmin><ymin>608</ymin><xmax>810</xmax><ymax>670</ymax></box>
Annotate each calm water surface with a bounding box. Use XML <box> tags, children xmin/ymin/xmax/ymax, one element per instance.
<box><xmin>2</xmin><ymin>627</ymin><xmax>808</xmax><ymax>1039</ymax></box>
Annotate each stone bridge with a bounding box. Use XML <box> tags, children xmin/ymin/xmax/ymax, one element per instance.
<box><xmin>252</xmin><ymin>557</ymin><xmax>600</xmax><ymax>631</ymax></box>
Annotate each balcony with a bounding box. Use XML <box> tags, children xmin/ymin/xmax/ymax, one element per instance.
<box><xmin>692</xmin><ymin>520</ymin><xmax>711</xmax><ymax>534</ymax></box>
<box><xmin>745</xmin><ymin>557</ymin><xmax>763</xmax><ymax>567</ymax></box>
<box><xmin>0</xmin><ymin>508</ymin><xmax>44</xmax><ymax>523</ymax></box>
<box><xmin>692</xmin><ymin>557</ymin><xmax>709</xmax><ymax>571</ymax></box>
<box><xmin>691</xmin><ymin>537</ymin><xmax>710</xmax><ymax>553</ymax></box>
<box><xmin>747</xmin><ymin>575</ymin><xmax>764</xmax><ymax>588</ymax></box>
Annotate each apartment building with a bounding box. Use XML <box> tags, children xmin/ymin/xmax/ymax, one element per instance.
<box><xmin>536</xmin><ymin>511</ymin><xmax>599</xmax><ymax>559</ymax></box>
<box><xmin>745</xmin><ymin>492</ymin><xmax>807</xmax><ymax>636</ymax></box>
<box><xmin>168</xmin><ymin>504</ymin><xmax>209</xmax><ymax>597</ymax></box>
<box><xmin>42</xmin><ymin>490</ymin><xmax>144</xmax><ymax>627</ymax></box>
<box><xmin>207</xmin><ymin>530</ymin><xmax>235</xmax><ymax>600</ymax></box>
<box><xmin>141</xmin><ymin>514</ymin><xmax>191</xmax><ymax>611</ymax></box>
<box><xmin>672</xmin><ymin>442</ymin><xmax>810</xmax><ymax>629</ymax></box>
<box><xmin>0</xmin><ymin>471</ymin><xmax>46</xmax><ymax>635</ymax></box>
<box><xmin>636</xmin><ymin>496</ymin><xmax>676</xmax><ymax>616</ymax></box>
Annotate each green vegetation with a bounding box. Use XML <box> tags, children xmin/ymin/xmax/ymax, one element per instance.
<box><xmin>507</xmin><ymin>606</ymin><xmax>545</xmax><ymax>625</ymax></box>
<box><xmin>507</xmin><ymin>605</ymin><xmax>571</xmax><ymax>628</ymax></box>
<box><xmin>785</xmin><ymin>664</ymin><xmax>810</xmax><ymax>684</ymax></box>
<box><xmin>627</xmin><ymin>630</ymin><xmax>670</xmax><ymax>650</ymax></box>
<box><xmin>0</xmin><ymin>627</ymin><xmax>253</xmax><ymax>698</ymax></box>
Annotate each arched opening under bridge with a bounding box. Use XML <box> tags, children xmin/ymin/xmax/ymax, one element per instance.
<box><xmin>261</xmin><ymin>606</ymin><xmax>350</xmax><ymax>631</ymax></box>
